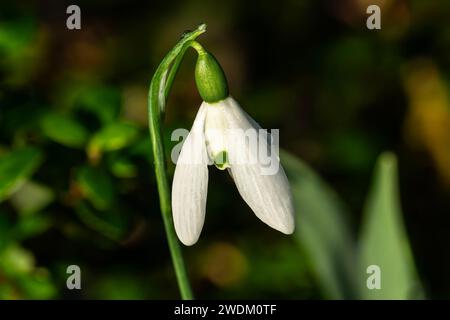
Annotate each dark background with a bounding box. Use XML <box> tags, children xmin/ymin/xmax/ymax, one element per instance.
<box><xmin>1</xmin><ymin>0</ymin><xmax>450</xmax><ymax>299</ymax></box>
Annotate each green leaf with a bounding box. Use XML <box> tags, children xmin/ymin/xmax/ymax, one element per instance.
<box><xmin>88</xmin><ymin>122</ymin><xmax>139</xmax><ymax>158</ymax></box>
<box><xmin>0</xmin><ymin>243</ymin><xmax>56</xmax><ymax>299</ymax></box>
<box><xmin>76</xmin><ymin>166</ymin><xmax>114</xmax><ymax>210</ymax></box>
<box><xmin>242</xmin><ymin>241</ymin><xmax>310</xmax><ymax>296</ymax></box>
<box><xmin>108</xmin><ymin>156</ymin><xmax>137</xmax><ymax>178</ymax></box>
<box><xmin>0</xmin><ymin>18</ymin><xmax>36</xmax><ymax>54</ymax></box>
<box><xmin>40</xmin><ymin>112</ymin><xmax>89</xmax><ymax>148</ymax></box>
<box><xmin>75</xmin><ymin>85</ymin><xmax>121</xmax><ymax>124</ymax></box>
<box><xmin>89</xmin><ymin>273</ymin><xmax>148</xmax><ymax>299</ymax></box>
<box><xmin>10</xmin><ymin>181</ymin><xmax>54</xmax><ymax>215</ymax></box>
<box><xmin>0</xmin><ymin>213</ymin><xmax>14</xmax><ymax>252</ymax></box>
<box><xmin>0</xmin><ymin>243</ymin><xmax>35</xmax><ymax>276</ymax></box>
<box><xmin>13</xmin><ymin>214</ymin><xmax>52</xmax><ymax>241</ymax></box>
<box><xmin>129</xmin><ymin>136</ymin><xmax>153</xmax><ymax>162</ymax></box>
<box><xmin>281</xmin><ymin>150</ymin><xmax>359</xmax><ymax>299</ymax></box>
<box><xmin>75</xmin><ymin>203</ymin><xmax>124</xmax><ymax>241</ymax></box>
<box><xmin>0</xmin><ymin>147</ymin><xmax>43</xmax><ymax>203</ymax></box>
<box><xmin>17</xmin><ymin>272</ymin><xmax>57</xmax><ymax>299</ymax></box>
<box><xmin>359</xmin><ymin>152</ymin><xmax>423</xmax><ymax>299</ymax></box>
<box><xmin>0</xmin><ymin>17</ymin><xmax>40</xmax><ymax>85</ymax></box>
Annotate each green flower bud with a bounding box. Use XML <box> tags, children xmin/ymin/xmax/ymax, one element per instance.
<box><xmin>194</xmin><ymin>48</ymin><xmax>229</xmax><ymax>103</ymax></box>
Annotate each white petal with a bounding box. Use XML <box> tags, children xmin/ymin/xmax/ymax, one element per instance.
<box><xmin>172</xmin><ymin>105</ymin><xmax>209</xmax><ymax>245</ymax></box>
<box><xmin>204</xmin><ymin>100</ymin><xmax>230</xmax><ymax>161</ymax></box>
<box><xmin>229</xmin><ymin>162</ymin><xmax>295</xmax><ymax>234</ymax></box>
<box><xmin>223</xmin><ymin>97</ymin><xmax>295</xmax><ymax>234</ymax></box>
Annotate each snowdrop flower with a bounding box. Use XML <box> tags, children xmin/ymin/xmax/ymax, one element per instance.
<box><xmin>172</xmin><ymin>43</ymin><xmax>295</xmax><ymax>245</ymax></box>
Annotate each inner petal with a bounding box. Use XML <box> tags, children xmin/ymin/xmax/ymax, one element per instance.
<box><xmin>213</xmin><ymin>150</ymin><xmax>229</xmax><ymax>170</ymax></box>
<box><xmin>204</xmin><ymin>102</ymin><xmax>229</xmax><ymax>162</ymax></box>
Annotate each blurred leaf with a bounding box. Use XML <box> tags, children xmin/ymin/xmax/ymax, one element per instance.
<box><xmin>403</xmin><ymin>60</ymin><xmax>450</xmax><ymax>185</ymax></box>
<box><xmin>88</xmin><ymin>122</ymin><xmax>139</xmax><ymax>160</ymax></box>
<box><xmin>0</xmin><ymin>244</ymin><xmax>56</xmax><ymax>299</ymax></box>
<box><xmin>241</xmin><ymin>241</ymin><xmax>311</xmax><ymax>297</ymax></box>
<box><xmin>76</xmin><ymin>166</ymin><xmax>114</xmax><ymax>210</ymax></box>
<box><xmin>281</xmin><ymin>150</ymin><xmax>359</xmax><ymax>299</ymax></box>
<box><xmin>40</xmin><ymin>112</ymin><xmax>89</xmax><ymax>148</ymax></box>
<box><xmin>75</xmin><ymin>85</ymin><xmax>121</xmax><ymax>124</ymax></box>
<box><xmin>0</xmin><ymin>17</ymin><xmax>43</xmax><ymax>85</ymax></box>
<box><xmin>359</xmin><ymin>152</ymin><xmax>423</xmax><ymax>299</ymax></box>
<box><xmin>326</xmin><ymin>131</ymin><xmax>378</xmax><ymax>173</ymax></box>
<box><xmin>89</xmin><ymin>272</ymin><xmax>148</xmax><ymax>299</ymax></box>
<box><xmin>0</xmin><ymin>18</ymin><xmax>35</xmax><ymax>54</ymax></box>
<box><xmin>108</xmin><ymin>156</ymin><xmax>137</xmax><ymax>178</ymax></box>
<box><xmin>16</xmin><ymin>270</ymin><xmax>56</xmax><ymax>299</ymax></box>
<box><xmin>10</xmin><ymin>181</ymin><xmax>54</xmax><ymax>215</ymax></box>
<box><xmin>0</xmin><ymin>243</ymin><xmax>35</xmax><ymax>276</ymax></box>
<box><xmin>0</xmin><ymin>282</ymin><xmax>17</xmax><ymax>300</ymax></box>
<box><xmin>75</xmin><ymin>203</ymin><xmax>124</xmax><ymax>241</ymax></box>
<box><xmin>129</xmin><ymin>136</ymin><xmax>153</xmax><ymax>162</ymax></box>
<box><xmin>13</xmin><ymin>214</ymin><xmax>52</xmax><ymax>241</ymax></box>
<box><xmin>0</xmin><ymin>213</ymin><xmax>14</xmax><ymax>251</ymax></box>
<box><xmin>0</xmin><ymin>147</ymin><xmax>42</xmax><ymax>203</ymax></box>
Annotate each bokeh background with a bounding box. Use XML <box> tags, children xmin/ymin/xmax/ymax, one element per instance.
<box><xmin>1</xmin><ymin>0</ymin><xmax>450</xmax><ymax>299</ymax></box>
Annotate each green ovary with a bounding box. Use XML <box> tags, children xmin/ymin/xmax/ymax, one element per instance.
<box><xmin>213</xmin><ymin>150</ymin><xmax>230</xmax><ymax>170</ymax></box>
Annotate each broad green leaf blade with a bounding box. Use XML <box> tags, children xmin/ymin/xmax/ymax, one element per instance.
<box><xmin>40</xmin><ymin>112</ymin><xmax>89</xmax><ymax>148</ymax></box>
<box><xmin>281</xmin><ymin>151</ymin><xmax>359</xmax><ymax>299</ymax></box>
<box><xmin>76</xmin><ymin>166</ymin><xmax>114</xmax><ymax>211</ymax></box>
<box><xmin>0</xmin><ymin>147</ymin><xmax>43</xmax><ymax>203</ymax></box>
<box><xmin>359</xmin><ymin>152</ymin><xmax>423</xmax><ymax>299</ymax></box>
<box><xmin>88</xmin><ymin>122</ymin><xmax>139</xmax><ymax>159</ymax></box>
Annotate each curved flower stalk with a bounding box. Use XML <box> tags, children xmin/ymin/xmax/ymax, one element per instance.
<box><xmin>172</xmin><ymin>42</ymin><xmax>295</xmax><ymax>246</ymax></box>
<box><xmin>148</xmin><ymin>24</ymin><xmax>295</xmax><ymax>298</ymax></box>
<box><xmin>147</xmin><ymin>24</ymin><xmax>207</xmax><ymax>300</ymax></box>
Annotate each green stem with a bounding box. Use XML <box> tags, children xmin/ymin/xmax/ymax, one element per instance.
<box><xmin>190</xmin><ymin>41</ymin><xmax>206</xmax><ymax>55</ymax></box>
<box><xmin>147</xmin><ymin>24</ymin><xmax>206</xmax><ymax>299</ymax></box>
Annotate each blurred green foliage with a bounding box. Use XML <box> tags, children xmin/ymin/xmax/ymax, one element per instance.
<box><xmin>0</xmin><ymin>0</ymin><xmax>449</xmax><ymax>299</ymax></box>
<box><xmin>282</xmin><ymin>151</ymin><xmax>359</xmax><ymax>299</ymax></box>
<box><xmin>359</xmin><ymin>153</ymin><xmax>422</xmax><ymax>299</ymax></box>
<box><xmin>0</xmin><ymin>147</ymin><xmax>43</xmax><ymax>202</ymax></box>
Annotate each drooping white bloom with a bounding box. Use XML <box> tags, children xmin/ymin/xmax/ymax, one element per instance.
<box><xmin>172</xmin><ymin>96</ymin><xmax>295</xmax><ymax>246</ymax></box>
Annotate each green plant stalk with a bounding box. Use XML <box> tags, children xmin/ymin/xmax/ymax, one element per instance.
<box><xmin>147</xmin><ymin>24</ymin><xmax>206</xmax><ymax>299</ymax></box>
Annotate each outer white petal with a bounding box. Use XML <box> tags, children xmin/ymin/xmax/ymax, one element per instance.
<box><xmin>220</xmin><ymin>97</ymin><xmax>295</xmax><ymax>234</ymax></box>
<box><xmin>172</xmin><ymin>105</ymin><xmax>209</xmax><ymax>245</ymax></box>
